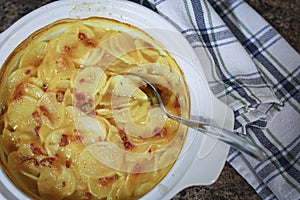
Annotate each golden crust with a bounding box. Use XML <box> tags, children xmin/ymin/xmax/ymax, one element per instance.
<box><xmin>0</xmin><ymin>17</ymin><xmax>189</xmax><ymax>200</ymax></box>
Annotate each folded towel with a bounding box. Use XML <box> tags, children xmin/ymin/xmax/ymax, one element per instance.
<box><xmin>140</xmin><ymin>0</ymin><xmax>300</xmax><ymax>199</ymax></box>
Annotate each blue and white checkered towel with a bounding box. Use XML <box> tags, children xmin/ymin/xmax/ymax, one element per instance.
<box><xmin>138</xmin><ymin>0</ymin><xmax>300</xmax><ymax>199</ymax></box>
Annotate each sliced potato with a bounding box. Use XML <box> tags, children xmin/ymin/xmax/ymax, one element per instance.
<box><xmin>37</xmin><ymin>167</ymin><xmax>76</xmax><ymax>200</ymax></box>
<box><xmin>77</xmin><ymin>147</ymin><xmax>116</xmax><ymax>178</ymax></box>
<box><xmin>37</xmin><ymin>92</ymin><xmax>65</xmax><ymax>129</ymax></box>
<box><xmin>6</xmin><ymin>96</ymin><xmax>38</xmax><ymax>132</ymax></box>
<box><xmin>88</xmin><ymin>174</ymin><xmax>118</xmax><ymax>199</ymax></box>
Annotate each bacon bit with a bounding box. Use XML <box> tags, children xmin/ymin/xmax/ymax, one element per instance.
<box><xmin>65</xmin><ymin>46</ymin><xmax>70</xmax><ymax>52</ymax></box>
<box><xmin>59</xmin><ymin>134</ymin><xmax>69</xmax><ymax>147</ymax></box>
<box><xmin>154</xmin><ymin>127</ymin><xmax>168</xmax><ymax>138</ymax></box>
<box><xmin>174</xmin><ymin>97</ymin><xmax>180</xmax><ymax>108</ymax></box>
<box><xmin>139</xmin><ymin>83</ymin><xmax>147</xmax><ymax>90</ymax></box>
<box><xmin>39</xmin><ymin>106</ymin><xmax>48</xmax><ymax>115</ymax></box>
<box><xmin>119</xmin><ymin>129</ymin><xmax>127</xmax><ymax>141</ymax></box>
<box><xmin>40</xmin><ymin>157</ymin><xmax>55</xmax><ymax>167</ymax></box>
<box><xmin>154</xmin><ymin>132</ymin><xmax>161</xmax><ymax>137</ymax></box>
<box><xmin>34</xmin><ymin>127</ymin><xmax>40</xmax><ymax>138</ymax></box>
<box><xmin>66</xmin><ymin>160</ymin><xmax>71</xmax><ymax>168</ymax></box>
<box><xmin>24</xmin><ymin>69</ymin><xmax>31</xmax><ymax>75</ymax></box>
<box><xmin>73</xmin><ymin>129</ymin><xmax>83</xmax><ymax>143</ymax></box>
<box><xmin>143</xmin><ymin>42</ymin><xmax>154</xmax><ymax>49</ymax></box>
<box><xmin>124</xmin><ymin>141</ymin><xmax>133</xmax><ymax>150</ymax></box>
<box><xmin>113</xmin><ymin>106</ymin><xmax>123</xmax><ymax>110</ymax></box>
<box><xmin>153</xmin><ymin>127</ymin><xmax>161</xmax><ymax>135</ymax></box>
<box><xmin>79</xmin><ymin>78</ymin><xmax>85</xmax><ymax>83</ymax></box>
<box><xmin>87</xmin><ymin>110</ymin><xmax>97</xmax><ymax>117</ymax></box>
<box><xmin>160</xmin><ymin>127</ymin><xmax>168</xmax><ymax>137</ymax></box>
<box><xmin>33</xmin><ymin>158</ymin><xmax>39</xmax><ymax>166</ymax></box>
<box><xmin>98</xmin><ymin>175</ymin><xmax>118</xmax><ymax>186</ymax></box>
<box><xmin>56</xmin><ymin>90</ymin><xmax>65</xmax><ymax>103</ymax></box>
<box><xmin>19</xmin><ymin>157</ymin><xmax>39</xmax><ymax>166</ymax></box>
<box><xmin>54</xmin><ymin>153</ymin><xmax>60</xmax><ymax>158</ymax></box>
<box><xmin>32</xmin><ymin>111</ymin><xmax>41</xmax><ymax>125</ymax></box>
<box><xmin>78</xmin><ymin>32</ymin><xmax>87</xmax><ymax>40</ymax></box>
<box><xmin>148</xmin><ymin>148</ymin><xmax>152</xmax><ymax>153</ymax></box>
<box><xmin>75</xmin><ymin>93</ymin><xmax>85</xmax><ymax>101</ymax></box>
<box><xmin>75</xmin><ymin>135</ymin><xmax>83</xmax><ymax>143</ymax></box>
<box><xmin>42</xmin><ymin>83</ymin><xmax>48</xmax><ymax>90</ymax></box>
<box><xmin>78</xmin><ymin>32</ymin><xmax>96</xmax><ymax>46</ymax></box>
<box><xmin>62</xmin><ymin>181</ymin><xmax>66</xmax><ymax>188</ymax></box>
<box><xmin>85</xmin><ymin>39</ymin><xmax>97</xmax><ymax>47</ymax></box>
<box><xmin>32</xmin><ymin>111</ymin><xmax>41</xmax><ymax>138</ymax></box>
<box><xmin>83</xmin><ymin>192</ymin><xmax>92</xmax><ymax>199</ymax></box>
<box><xmin>13</xmin><ymin>84</ymin><xmax>24</xmax><ymax>100</ymax></box>
<box><xmin>133</xmin><ymin>163</ymin><xmax>142</xmax><ymax>174</ymax></box>
<box><xmin>30</xmin><ymin>143</ymin><xmax>43</xmax><ymax>155</ymax></box>
<box><xmin>118</xmin><ymin>129</ymin><xmax>134</xmax><ymax>150</ymax></box>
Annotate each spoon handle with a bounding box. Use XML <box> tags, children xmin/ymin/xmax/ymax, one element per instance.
<box><xmin>167</xmin><ymin>113</ymin><xmax>266</xmax><ymax>161</ymax></box>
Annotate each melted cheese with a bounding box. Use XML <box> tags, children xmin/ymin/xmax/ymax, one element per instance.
<box><xmin>0</xmin><ymin>17</ymin><xmax>189</xmax><ymax>200</ymax></box>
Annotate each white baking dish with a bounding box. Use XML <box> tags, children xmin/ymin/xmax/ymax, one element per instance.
<box><xmin>0</xmin><ymin>0</ymin><xmax>233</xmax><ymax>199</ymax></box>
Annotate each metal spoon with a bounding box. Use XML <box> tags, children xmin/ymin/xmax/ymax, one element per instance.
<box><xmin>130</xmin><ymin>74</ymin><xmax>266</xmax><ymax>161</ymax></box>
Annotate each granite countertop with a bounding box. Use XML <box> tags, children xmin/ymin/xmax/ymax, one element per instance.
<box><xmin>0</xmin><ymin>0</ymin><xmax>299</xmax><ymax>199</ymax></box>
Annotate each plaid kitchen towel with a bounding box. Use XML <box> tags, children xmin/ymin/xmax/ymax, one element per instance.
<box><xmin>135</xmin><ymin>0</ymin><xmax>300</xmax><ymax>199</ymax></box>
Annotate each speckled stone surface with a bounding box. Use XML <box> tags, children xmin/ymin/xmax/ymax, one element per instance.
<box><xmin>0</xmin><ymin>0</ymin><xmax>298</xmax><ymax>199</ymax></box>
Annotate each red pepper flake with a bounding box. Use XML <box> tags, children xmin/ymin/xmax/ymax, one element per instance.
<box><xmin>62</xmin><ymin>181</ymin><xmax>66</xmax><ymax>188</ymax></box>
<box><xmin>59</xmin><ymin>134</ymin><xmax>69</xmax><ymax>147</ymax></box>
<box><xmin>66</xmin><ymin>159</ymin><xmax>71</xmax><ymax>168</ymax></box>
<box><xmin>40</xmin><ymin>157</ymin><xmax>55</xmax><ymax>167</ymax></box>
<box><xmin>56</xmin><ymin>90</ymin><xmax>65</xmax><ymax>103</ymax></box>
<box><xmin>30</xmin><ymin>143</ymin><xmax>43</xmax><ymax>155</ymax></box>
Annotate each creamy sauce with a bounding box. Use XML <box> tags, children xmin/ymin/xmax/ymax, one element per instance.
<box><xmin>0</xmin><ymin>17</ymin><xmax>189</xmax><ymax>200</ymax></box>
